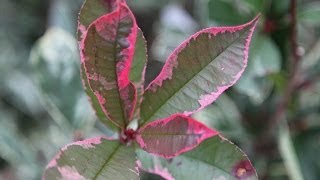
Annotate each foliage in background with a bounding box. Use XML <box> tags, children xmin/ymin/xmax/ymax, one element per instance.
<box><xmin>0</xmin><ymin>0</ymin><xmax>319</xmax><ymax>179</ymax></box>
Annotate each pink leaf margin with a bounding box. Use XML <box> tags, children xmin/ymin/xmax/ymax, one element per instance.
<box><xmin>136</xmin><ymin>114</ymin><xmax>219</xmax><ymax>158</ymax></box>
<box><xmin>146</xmin><ymin>14</ymin><xmax>260</xmax><ymax>116</ymax></box>
<box><xmin>44</xmin><ymin>136</ymin><xmax>117</xmax><ymax>180</ymax></box>
<box><xmin>80</xmin><ymin>1</ymin><xmax>139</xmax><ymax>126</ymax></box>
<box><xmin>45</xmin><ymin>136</ymin><xmax>115</xmax><ymax>170</ymax></box>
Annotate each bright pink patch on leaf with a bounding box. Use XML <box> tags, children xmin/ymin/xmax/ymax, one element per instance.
<box><xmin>136</xmin><ymin>114</ymin><xmax>219</xmax><ymax>158</ymax></box>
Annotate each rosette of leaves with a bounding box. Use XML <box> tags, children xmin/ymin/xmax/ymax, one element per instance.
<box><xmin>43</xmin><ymin>0</ymin><xmax>260</xmax><ymax>179</ymax></box>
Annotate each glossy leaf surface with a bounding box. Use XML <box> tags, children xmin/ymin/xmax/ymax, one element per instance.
<box><xmin>137</xmin><ymin>136</ymin><xmax>258</xmax><ymax>180</ymax></box>
<box><xmin>140</xmin><ymin>15</ymin><xmax>259</xmax><ymax>124</ymax></box>
<box><xmin>136</xmin><ymin>114</ymin><xmax>218</xmax><ymax>158</ymax></box>
<box><xmin>44</xmin><ymin>137</ymin><xmax>139</xmax><ymax>180</ymax></box>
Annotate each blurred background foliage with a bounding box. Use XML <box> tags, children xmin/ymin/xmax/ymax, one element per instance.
<box><xmin>0</xmin><ymin>0</ymin><xmax>319</xmax><ymax>179</ymax></box>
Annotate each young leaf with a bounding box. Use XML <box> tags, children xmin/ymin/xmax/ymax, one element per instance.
<box><xmin>136</xmin><ymin>135</ymin><xmax>258</xmax><ymax>180</ymax></box>
<box><xmin>80</xmin><ymin>29</ymin><xmax>147</xmax><ymax>131</ymax></box>
<box><xmin>81</xmin><ymin>3</ymin><xmax>138</xmax><ymax>128</ymax></box>
<box><xmin>140</xmin><ymin>15</ymin><xmax>259</xmax><ymax>124</ymax></box>
<box><xmin>78</xmin><ymin>0</ymin><xmax>122</xmax><ymax>131</ymax></box>
<box><xmin>136</xmin><ymin>114</ymin><xmax>218</xmax><ymax>158</ymax></box>
<box><xmin>43</xmin><ymin>137</ymin><xmax>139</xmax><ymax>180</ymax></box>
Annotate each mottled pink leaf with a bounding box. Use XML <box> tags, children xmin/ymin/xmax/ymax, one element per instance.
<box><xmin>81</xmin><ymin>2</ymin><xmax>138</xmax><ymax>127</ymax></box>
<box><xmin>136</xmin><ymin>114</ymin><xmax>219</xmax><ymax>158</ymax></box>
<box><xmin>78</xmin><ymin>0</ymin><xmax>147</xmax><ymax>130</ymax></box>
<box><xmin>140</xmin><ymin>15</ymin><xmax>260</xmax><ymax>124</ymax></box>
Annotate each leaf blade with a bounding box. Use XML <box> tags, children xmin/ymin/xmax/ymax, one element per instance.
<box><xmin>140</xmin><ymin>15</ymin><xmax>259</xmax><ymax>124</ymax></box>
<box><xmin>78</xmin><ymin>0</ymin><xmax>121</xmax><ymax>131</ymax></box>
<box><xmin>136</xmin><ymin>135</ymin><xmax>257</xmax><ymax>180</ymax></box>
<box><xmin>43</xmin><ymin>137</ymin><xmax>139</xmax><ymax>180</ymax></box>
<box><xmin>78</xmin><ymin>0</ymin><xmax>148</xmax><ymax>129</ymax></box>
<box><xmin>136</xmin><ymin>114</ymin><xmax>218</xmax><ymax>158</ymax></box>
<box><xmin>81</xmin><ymin>3</ymin><xmax>138</xmax><ymax>127</ymax></box>
<box><xmin>81</xmin><ymin>64</ymin><xmax>120</xmax><ymax>132</ymax></box>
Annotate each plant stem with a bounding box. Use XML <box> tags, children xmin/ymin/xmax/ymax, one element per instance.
<box><xmin>268</xmin><ymin>0</ymin><xmax>300</xmax><ymax>130</ymax></box>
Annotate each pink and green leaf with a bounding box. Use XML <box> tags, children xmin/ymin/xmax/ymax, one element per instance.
<box><xmin>78</xmin><ymin>0</ymin><xmax>147</xmax><ymax>129</ymax></box>
<box><xmin>81</xmin><ymin>66</ymin><xmax>120</xmax><ymax>132</ymax></box>
<box><xmin>43</xmin><ymin>137</ymin><xmax>139</xmax><ymax>180</ymax></box>
<box><xmin>81</xmin><ymin>3</ymin><xmax>138</xmax><ymax>128</ymax></box>
<box><xmin>78</xmin><ymin>0</ymin><xmax>121</xmax><ymax>132</ymax></box>
<box><xmin>136</xmin><ymin>135</ymin><xmax>258</xmax><ymax>180</ymax></box>
<box><xmin>140</xmin><ymin>15</ymin><xmax>260</xmax><ymax>124</ymax></box>
<box><xmin>136</xmin><ymin>114</ymin><xmax>218</xmax><ymax>158</ymax></box>
<box><xmin>79</xmin><ymin>29</ymin><xmax>147</xmax><ymax>130</ymax></box>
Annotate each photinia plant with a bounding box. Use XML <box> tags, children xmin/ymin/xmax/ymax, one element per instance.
<box><xmin>43</xmin><ymin>0</ymin><xmax>259</xmax><ymax>179</ymax></box>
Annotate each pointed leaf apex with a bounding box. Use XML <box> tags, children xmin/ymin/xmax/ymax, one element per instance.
<box><xmin>141</xmin><ymin>15</ymin><xmax>260</xmax><ymax>123</ymax></box>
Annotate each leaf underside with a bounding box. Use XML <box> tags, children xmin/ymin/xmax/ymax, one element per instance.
<box><xmin>44</xmin><ymin>137</ymin><xmax>139</xmax><ymax>180</ymax></box>
<box><xmin>136</xmin><ymin>135</ymin><xmax>258</xmax><ymax>180</ymax></box>
<box><xmin>140</xmin><ymin>15</ymin><xmax>259</xmax><ymax>125</ymax></box>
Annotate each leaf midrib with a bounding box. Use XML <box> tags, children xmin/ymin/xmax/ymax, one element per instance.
<box><xmin>112</xmin><ymin>10</ymin><xmax>129</xmax><ymax>126</ymax></box>
<box><xmin>142</xmin><ymin>28</ymin><xmax>250</xmax><ymax>125</ymax></box>
<box><xmin>92</xmin><ymin>144</ymin><xmax>122</xmax><ymax>180</ymax></box>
